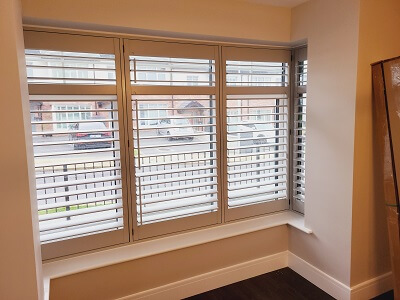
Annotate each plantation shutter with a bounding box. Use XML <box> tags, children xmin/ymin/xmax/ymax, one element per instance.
<box><xmin>25</xmin><ymin>31</ymin><xmax>130</xmax><ymax>259</ymax></box>
<box><xmin>123</xmin><ymin>40</ymin><xmax>221</xmax><ymax>239</ymax></box>
<box><xmin>222</xmin><ymin>46</ymin><xmax>291</xmax><ymax>221</ymax></box>
<box><xmin>292</xmin><ymin>47</ymin><xmax>307</xmax><ymax>213</ymax></box>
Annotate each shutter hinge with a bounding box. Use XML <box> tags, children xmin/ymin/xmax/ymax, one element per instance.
<box><xmin>289</xmin><ymin>129</ymin><xmax>293</xmax><ymax>136</ymax></box>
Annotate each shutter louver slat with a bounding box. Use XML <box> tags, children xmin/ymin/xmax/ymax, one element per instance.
<box><xmin>141</xmin><ymin>204</ymin><xmax>218</xmax><ymax>224</ymax></box>
<box><xmin>230</xmin><ymin>192</ymin><xmax>287</xmax><ymax>207</ymax></box>
<box><xmin>38</xmin><ymin>194</ymin><xmax>121</xmax><ymax>211</ymax></box>
<box><xmin>141</xmin><ymin>189</ymin><xmax>218</xmax><ymax>205</ymax></box>
<box><xmin>40</xmin><ymin>220</ymin><xmax>124</xmax><ymax>243</ymax></box>
<box><xmin>39</xmin><ymin>203</ymin><xmax>122</xmax><ymax>222</ymax></box>
<box><xmin>230</xmin><ymin>186</ymin><xmax>287</xmax><ymax>200</ymax></box>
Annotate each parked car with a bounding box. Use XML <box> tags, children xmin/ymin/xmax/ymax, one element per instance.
<box><xmin>228</xmin><ymin>121</ymin><xmax>275</xmax><ymax>146</ymax></box>
<box><xmin>246</xmin><ymin>123</ymin><xmax>275</xmax><ymax>145</ymax></box>
<box><xmin>156</xmin><ymin>118</ymin><xmax>195</xmax><ymax>141</ymax></box>
<box><xmin>70</xmin><ymin>120</ymin><xmax>112</xmax><ymax>150</ymax></box>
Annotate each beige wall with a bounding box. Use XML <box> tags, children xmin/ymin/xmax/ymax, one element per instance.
<box><xmin>8</xmin><ymin>0</ymin><xmax>400</xmax><ymax>298</ymax></box>
<box><xmin>21</xmin><ymin>0</ymin><xmax>291</xmax><ymax>44</ymax></box>
<box><xmin>350</xmin><ymin>0</ymin><xmax>400</xmax><ymax>286</ymax></box>
<box><xmin>0</xmin><ymin>0</ymin><xmax>43</xmax><ymax>299</ymax></box>
<box><xmin>289</xmin><ymin>0</ymin><xmax>360</xmax><ymax>286</ymax></box>
<box><xmin>50</xmin><ymin>226</ymin><xmax>288</xmax><ymax>300</ymax></box>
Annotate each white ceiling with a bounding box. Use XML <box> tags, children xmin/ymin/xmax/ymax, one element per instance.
<box><xmin>243</xmin><ymin>0</ymin><xmax>309</xmax><ymax>8</ymax></box>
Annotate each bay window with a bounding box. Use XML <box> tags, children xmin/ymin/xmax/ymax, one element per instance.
<box><xmin>24</xmin><ymin>29</ymin><xmax>307</xmax><ymax>259</ymax></box>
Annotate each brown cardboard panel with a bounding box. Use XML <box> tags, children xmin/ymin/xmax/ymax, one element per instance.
<box><xmin>373</xmin><ymin>62</ymin><xmax>400</xmax><ymax>298</ymax></box>
<box><xmin>372</xmin><ymin>64</ymin><xmax>398</xmax><ymax>207</ymax></box>
<box><xmin>386</xmin><ymin>206</ymin><xmax>400</xmax><ymax>297</ymax></box>
<box><xmin>383</xmin><ymin>58</ymin><xmax>400</xmax><ymax>208</ymax></box>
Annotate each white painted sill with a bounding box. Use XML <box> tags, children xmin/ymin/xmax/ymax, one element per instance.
<box><xmin>42</xmin><ymin>210</ymin><xmax>311</xmax><ymax>298</ymax></box>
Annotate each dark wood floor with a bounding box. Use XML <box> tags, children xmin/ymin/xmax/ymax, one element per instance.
<box><xmin>185</xmin><ymin>268</ymin><xmax>395</xmax><ymax>300</ymax></box>
<box><xmin>372</xmin><ymin>290</ymin><xmax>394</xmax><ymax>300</ymax></box>
<box><xmin>185</xmin><ymin>268</ymin><xmax>334</xmax><ymax>300</ymax></box>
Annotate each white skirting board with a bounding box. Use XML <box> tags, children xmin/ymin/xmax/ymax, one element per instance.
<box><xmin>350</xmin><ymin>272</ymin><xmax>393</xmax><ymax>300</ymax></box>
<box><xmin>288</xmin><ymin>252</ymin><xmax>393</xmax><ymax>300</ymax></box>
<box><xmin>288</xmin><ymin>252</ymin><xmax>351</xmax><ymax>299</ymax></box>
<box><xmin>116</xmin><ymin>251</ymin><xmax>393</xmax><ymax>300</ymax></box>
<box><xmin>116</xmin><ymin>251</ymin><xmax>288</xmax><ymax>300</ymax></box>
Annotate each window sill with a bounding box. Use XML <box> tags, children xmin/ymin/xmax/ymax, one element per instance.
<box><xmin>42</xmin><ymin>210</ymin><xmax>311</xmax><ymax>298</ymax></box>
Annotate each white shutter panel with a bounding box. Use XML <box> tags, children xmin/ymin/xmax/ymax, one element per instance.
<box><xmin>124</xmin><ymin>40</ymin><xmax>220</xmax><ymax>239</ymax></box>
<box><xmin>25</xmin><ymin>31</ymin><xmax>129</xmax><ymax>259</ymax></box>
<box><xmin>223</xmin><ymin>47</ymin><xmax>291</xmax><ymax>221</ymax></box>
<box><xmin>292</xmin><ymin>47</ymin><xmax>307</xmax><ymax>213</ymax></box>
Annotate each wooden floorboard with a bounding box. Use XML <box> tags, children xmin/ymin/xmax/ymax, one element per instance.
<box><xmin>372</xmin><ymin>290</ymin><xmax>394</xmax><ymax>300</ymax></box>
<box><xmin>185</xmin><ymin>267</ymin><xmax>334</xmax><ymax>300</ymax></box>
<box><xmin>185</xmin><ymin>267</ymin><xmax>395</xmax><ymax>300</ymax></box>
